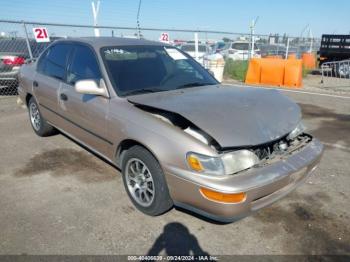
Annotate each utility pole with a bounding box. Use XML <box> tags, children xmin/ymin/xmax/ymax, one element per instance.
<box><xmin>308</xmin><ymin>27</ymin><xmax>313</xmax><ymax>53</ymax></box>
<box><xmin>250</xmin><ymin>16</ymin><xmax>259</xmax><ymax>59</ymax></box>
<box><xmin>91</xmin><ymin>0</ymin><xmax>101</xmax><ymax>37</ymax></box>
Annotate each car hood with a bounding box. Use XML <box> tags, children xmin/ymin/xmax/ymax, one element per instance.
<box><xmin>127</xmin><ymin>85</ymin><xmax>301</xmax><ymax>148</ymax></box>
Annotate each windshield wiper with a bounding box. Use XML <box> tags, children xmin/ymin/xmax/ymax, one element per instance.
<box><xmin>124</xmin><ymin>88</ymin><xmax>164</xmax><ymax>96</ymax></box>
<box><xmin>176</xmin><ymin>82</ymin><xmax>215</xmax><ymax>89</ymax></box>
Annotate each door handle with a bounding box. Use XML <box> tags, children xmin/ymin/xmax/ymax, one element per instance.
<box><xmin>60</xmin><ymin>93</ymin><xmax>68</xmax><ymax>101</ymax></box>
<box><xmin>33</xmin><ymin>81</ymin><xmax>39</xmax><ymax>87</ymax></box>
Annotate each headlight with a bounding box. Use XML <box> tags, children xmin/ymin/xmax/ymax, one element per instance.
<box><xmin>221</xmin><ymin>150</ymin><xmax>259</xmax><ymax>175</ymax></box>
<box><xmin>287</xmin><ymin>121</ymin><xmax>306</xmax><ymax>140</ymax></box>
<box><xmin>187</xmin><ymin>150</ymin><xmax>259</xmax><ymax>176</ymax></box>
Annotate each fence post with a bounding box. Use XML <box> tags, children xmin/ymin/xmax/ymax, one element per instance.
<box><xmin>22</xmin><ymin>21</ymin><xmax>33</xmax><ymax>60</ymax></box>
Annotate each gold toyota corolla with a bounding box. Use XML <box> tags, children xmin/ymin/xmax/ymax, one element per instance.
<box><xmin>18</xmin><ymin>37</ymin><xmax>323</xmax><ymax>222</ymax></box>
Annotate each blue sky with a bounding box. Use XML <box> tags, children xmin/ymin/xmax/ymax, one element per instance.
<box><xmin>0</xmin><ymin>0</ymin><xmax>349</xmax><ymax>37</ymax></box>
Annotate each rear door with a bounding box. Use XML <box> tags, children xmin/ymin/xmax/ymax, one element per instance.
<box><xmin>33</xmin><ymin>43</ymin><xmax>73</xmax><ymax>118</ymax></box>
<box><xmin>58</xmin><ymin>43</ymin><xmax>111</xmax><ymax>156</ymax></box>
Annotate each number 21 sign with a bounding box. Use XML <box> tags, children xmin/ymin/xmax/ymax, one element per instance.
<box><xmin>33</xmin><ymin>27</ymin><xmax>50</xmax><ymax>43</ymax></box>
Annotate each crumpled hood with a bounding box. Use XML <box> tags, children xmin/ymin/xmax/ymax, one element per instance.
<box><xmin>128</xmin><ymin>85</ymin><xmax>301</xmax><ymax>148</ymax></box>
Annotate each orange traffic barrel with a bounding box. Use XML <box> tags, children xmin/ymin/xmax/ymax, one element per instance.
<box><xmin>302</xmin><ymin>53</ymin><xmax>316</xmax><ymax>69</ymax></box>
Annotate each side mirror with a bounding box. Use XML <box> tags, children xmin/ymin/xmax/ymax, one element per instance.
<box><xmin>74</xmin><ymin>79</ymin><xmax>109</xmax><ymax>97</ymax></box>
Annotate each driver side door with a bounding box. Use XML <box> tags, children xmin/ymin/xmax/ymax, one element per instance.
<box><xmin>58</xmin><ymin>43</ymin><xmax>111</xmax><ymax>157</ymax></box>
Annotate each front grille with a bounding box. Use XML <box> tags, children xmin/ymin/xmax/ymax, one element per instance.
<box><xmin>253</xmin><ymin>134</ymin><xmax>311</xmax><ymax>161</ymax></box>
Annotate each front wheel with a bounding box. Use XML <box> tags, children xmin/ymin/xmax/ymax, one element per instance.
<box><xmin>121</xmin><ymin>146</ymin><xmax>173</xmax><ymax>216</ymax></box>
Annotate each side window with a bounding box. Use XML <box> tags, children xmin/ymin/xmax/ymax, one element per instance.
<box><xmin>42</xmin><ymin>44</ymin><xmax>72</xmax><ymax>80</ymax></box>
<box><xmin>36</xmin><ymin>48</ymin><xmax>49</xmax><ymax>74</ymax></box>
<box><xmin>67</xmin><ymin>45</ymin><xmax>101</xmax><ymax>85</ymax></box>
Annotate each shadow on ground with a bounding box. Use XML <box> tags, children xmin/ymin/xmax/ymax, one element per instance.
<box><xmin>147</xmin><ymin>222</ymin><xmax>209</xmax><ymax>256</ymax></box>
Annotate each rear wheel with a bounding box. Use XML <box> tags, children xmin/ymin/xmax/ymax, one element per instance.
<box><xmin>121</xmin><ymin>146</ymin><xmax>173</xmax><ymax>216</ymax></box>
<box><xmin>28</xmin><ymin>97</ymin><xmax>56</xmax><ymax>136</ymax></box>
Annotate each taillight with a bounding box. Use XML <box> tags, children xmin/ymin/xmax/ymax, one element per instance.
<box><xmin>2</xmin><ymin>56</ymin><xmax>25</xmax><ymax>66</ymax></box>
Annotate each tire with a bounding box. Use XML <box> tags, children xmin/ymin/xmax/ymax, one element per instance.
<box><xmin>121</xmin><ymin>145</ymin><xmax>173</xmax><ymax>216</ymax></box>
<box><xmin>28</xmin><ymin>97</ymin><xmax>57</xmax><ymax>137</ymax></box>
<box><xmin>335</xmin><ymin>63</ymin><xmax>350</xmax><ymax>78</ymax></box>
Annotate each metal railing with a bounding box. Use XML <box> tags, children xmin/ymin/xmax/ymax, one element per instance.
<box><xmin>321</xmin><ymin>60</ymin><xmax>350</xmax><ymax>88</ymax></box>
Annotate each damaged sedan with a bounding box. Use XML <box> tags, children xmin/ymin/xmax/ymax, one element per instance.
<box><xmin>18</xmin><ymin>37</ymin><xmax>323</xmax><ymax>222</ymax></box>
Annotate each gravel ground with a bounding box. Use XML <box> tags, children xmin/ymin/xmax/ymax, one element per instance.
<box><xmin>0</xmin><ymin>89</ymin><xmax>349</xmax><ymax>256</ymax></box>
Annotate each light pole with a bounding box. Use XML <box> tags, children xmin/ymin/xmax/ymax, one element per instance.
<box><xmin>91</xmin><ymin>0</ymin><xmax>101</xmax><ymax>37</ymax></box>
<box><xmin>250</xmin><ymin>16</ymin><xmax>259</xmax><ymax>59</ymax></box>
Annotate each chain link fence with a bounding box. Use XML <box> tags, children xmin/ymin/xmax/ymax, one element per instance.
<box><xmin>0</xmin><ymin>19</ymin><xmax>321</xmax><ymax>96</ymax></box>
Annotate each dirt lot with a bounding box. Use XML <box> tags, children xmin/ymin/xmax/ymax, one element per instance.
<box><xmin>0</xmin><ymin>89</ymin><xmax>349</xmax><ymax>256</ymax></box>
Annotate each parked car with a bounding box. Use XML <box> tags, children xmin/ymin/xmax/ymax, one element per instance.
<box><xmin>213</xmin><ymin>41</ymin><xmax>226</xmax><ymax>54</ymax></box>
<box><xmin>18</xmin><ymin>37</ymin><xmax>323</xmax><ymax>222</ymax></box>
<box><xmin>0</xmin><ymin>38</ymin><xmax>56</xmax><ymax>94</ymax></box>
<box><xmin>259</xmin><ymin>44</ymin><xmax>286</xmax><ymax>58</ymax></box>
<box><xmin>179</xmin><ymin>43</ymin><xmax>210</xmax><ymax>64</ymax></box>
<box><xmin>222</xmin><ymin>41</ymin><xmax>261</xmax><ymax>60</ymax></box>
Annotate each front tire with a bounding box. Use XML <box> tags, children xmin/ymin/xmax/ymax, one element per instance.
<box><xmin>28</xmin><ymin>97</ymin><xmax>56</xmax><ymax>137</ymax></box>
<box><xmin>121</xmin><ymin>146</ymin><xmax>173</xmax><ymax>216</ymax></box>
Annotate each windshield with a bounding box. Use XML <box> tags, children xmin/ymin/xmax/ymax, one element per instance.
<box><xmin>101</xmin><ymin>45</ymin><xmax>218</xmax><ymax>96</ymax></box>
<box><xmin>181</xmin><ymin>45</ymin><xmax>207</xmax><ymax>53</ymax></box>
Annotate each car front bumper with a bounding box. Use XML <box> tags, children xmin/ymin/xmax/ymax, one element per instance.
<box><xmin>164</xmin><ymin>138</ymin><xmax>324</xmax><ymax>222</ymax></box>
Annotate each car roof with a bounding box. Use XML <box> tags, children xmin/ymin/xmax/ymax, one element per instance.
<box><xmin>53</xmin><ymin>37</ymin><xmax>169</xmax><ymax>49</ymax></box>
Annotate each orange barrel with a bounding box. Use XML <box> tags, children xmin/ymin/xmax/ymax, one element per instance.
<box><xmin>259</xmin><ymin>58</ymin><xmax>285</xmax><ymax>86</ymax></box>
<box><xmin>245</xmin><ymin>58</ymin><xmax>261</xmax><ymax>85</ymax></box>
<box><xmin>302</xmin><ymin>53</ymin><xmax>316</xmax><ymax>69</ymax></box>
<box><xmin>283</xmin><ymin>59</ymin><xmax>303</xmax><ymax>88</ymax></box>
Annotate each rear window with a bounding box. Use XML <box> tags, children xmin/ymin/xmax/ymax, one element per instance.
<box><xmin>181</xmin><ymin>45</ymin><xmax>207</xmax><ymax>53</ymax></box>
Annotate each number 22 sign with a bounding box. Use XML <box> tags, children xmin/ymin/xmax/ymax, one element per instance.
<box><xmin>159</xmin><ymin>32</ymin><xmax>170</xmax><ymax>43</ymax></box>
<box><xmin>33</xmin><ymin>27</ymin><xmax>50</xmax><ymax>43</ymax></box>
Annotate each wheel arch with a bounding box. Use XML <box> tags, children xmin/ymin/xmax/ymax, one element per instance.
<box><xmin>115</xmin><ymin>139</ymin><xmax>161</xmax><ymax>169</ymax></box>
<box><xmin>25</xmin><ymin>93</ymin><xmax>33</xmax><ymax>106</ymax></box>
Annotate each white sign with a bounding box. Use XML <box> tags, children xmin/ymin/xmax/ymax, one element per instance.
<box><xmin>159</xmin><ymin>32</ymin><xmax>169</xmax><ymax>43</ymax></box>
<box><xmin>33</xmin><ymin>27</ymin><xmax>50</xmax><ymax>43</ymax></box>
